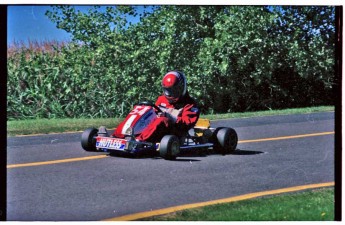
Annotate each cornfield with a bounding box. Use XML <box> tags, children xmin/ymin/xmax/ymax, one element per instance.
<box><xmin>7</xmin><ymin>6</ymin><xmax>336</xmax><ymax>120</ymax></box>
<box><xmin>7</xmin><ymin>40</ymin><xmax>158</xmax><ymax>120</ymax></box>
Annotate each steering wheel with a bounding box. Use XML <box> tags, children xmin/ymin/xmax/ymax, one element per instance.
<box><xmin>137</xmin><ymin>101</ymin><xmax>163</xmax><ymax>113</ymax></box>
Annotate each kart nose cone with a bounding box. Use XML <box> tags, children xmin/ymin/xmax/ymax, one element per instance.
<box><xmin>125</xmin><ymin>127</ymin><xmax>133</xmax><ymax>135</ymax></box>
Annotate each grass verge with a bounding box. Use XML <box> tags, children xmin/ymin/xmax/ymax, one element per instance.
<box><xmin>204</xmin><ymin>105</ymin><xmax>334</xmax><ymax>120</ymax></box>
<box><xmin>7</xmin><ymin>106</ymin><xmax>334</xmax><ymax>136</ymax></box>
<box><xmin>142</xmin><ymin>188</ymin><xmax>334</xmax><ymax>221</ymax></box>
<box><xmin>7</xmin><ymin>118</ymin><xmax>122</xmax><ymax>136</ymax></box>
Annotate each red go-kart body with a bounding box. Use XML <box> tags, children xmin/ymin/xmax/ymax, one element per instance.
<box><xmin>81</xmin><ymin>102</ymin><xmax>238</xmax><ymax>160</ymax></box>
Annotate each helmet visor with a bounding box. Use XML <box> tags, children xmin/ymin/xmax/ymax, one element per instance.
<box><xmin>163</xmin><ymin>86</ymin><xmax>183</xmax><ymax>99</ymax></box>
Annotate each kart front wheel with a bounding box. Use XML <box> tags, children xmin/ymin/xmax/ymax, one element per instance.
<box><xmin>214</xmin><ymin>128</ymin><xmax>238</xmax><ymax>154</ymax></box>
<box><xmin>81</xmin><ymin>128</ymin><xmax>98</xmax><ymax>151</ymax></box>
<box><xmin>160</xmin><ymin>135</ymin><xmax>180</xmax><ymax>160</ymax></box>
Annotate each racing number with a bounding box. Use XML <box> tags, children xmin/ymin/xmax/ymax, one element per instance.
<box><xmin>129</xmin><ymin>106</ymin><xmax>149</xmax><ymax>116</ymax></box>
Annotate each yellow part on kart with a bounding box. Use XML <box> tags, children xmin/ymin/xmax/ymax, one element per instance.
<box><xmin>194</xmin><ymin>118</ymin><xmax>211</xmax><ymax>137</ymax></box>
<box><xmin>194</xmin><ymin>118</ymin><xmax>210</xmax><ymax>129</ymax></box>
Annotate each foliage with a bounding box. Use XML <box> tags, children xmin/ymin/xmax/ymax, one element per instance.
<box><xmin>7</xmin><ymin>6</ymin><xmax>336</xmax><ymax>119</ymax></box>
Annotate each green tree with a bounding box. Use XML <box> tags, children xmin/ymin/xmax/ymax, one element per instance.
<box><xmin>7</xmin><ymin>5</ymin><xmax>336</xmax><ymax>119</ymax></box>
<box><xmin>44</xmin><ymin>5</ymin><xmax>338</xmax><ymax>114</ymax></box>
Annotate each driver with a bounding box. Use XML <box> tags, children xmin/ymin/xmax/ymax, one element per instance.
<box><xmin>136</xmin><ymin>70</ymin><xmax>200</xmax><ymax>142</ymax></box>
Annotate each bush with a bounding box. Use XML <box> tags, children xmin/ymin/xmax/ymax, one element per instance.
<box><xmin>7</xmin><ymin>6</ymin><xmax>336</xmax><ymax>120</ymax></box>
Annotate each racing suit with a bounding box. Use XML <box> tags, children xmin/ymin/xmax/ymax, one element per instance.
<box><xmin>136</xmin><ymin>92</ymin><xmax>200</xmax><ymax>142</ymax></box>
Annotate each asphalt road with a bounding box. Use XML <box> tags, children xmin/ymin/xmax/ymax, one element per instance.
<box><xmin>7</xmin><ymin>112</ymin><xmax>335</xmax><ymax>221</ymax></box>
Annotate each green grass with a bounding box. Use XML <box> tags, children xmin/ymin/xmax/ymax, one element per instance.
<box><xmin>7</xmin><ymin>106</ymin><xmax>334</xmax><ymax>136</ymax></box>
<box><xmin>142</xmin><ymin>188</ymin><xmax>334</xmax><ymax>221</ymax></box>
<box><xmin>7</xmin><ymin>117</ymin><xmax>122</xmax><ymax>136</ymax></box>
<box><xmin>204</xmin><ymin>105</ymin><xmax>334</xmax><ymax>120</ymax></box>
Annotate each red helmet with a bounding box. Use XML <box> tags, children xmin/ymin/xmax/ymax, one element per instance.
<box><xmin>162</xmin><ymin>71</ymin><xmax>187</xmax><ymax>103</ymax></box>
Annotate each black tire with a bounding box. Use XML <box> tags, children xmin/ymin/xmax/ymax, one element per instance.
<box><xmin>214</xmin><ymin>128</ymin><xmax>238</xmax><ymax>154</ymax></box>
<box><xmin>209</xmin><ymin>127</ymin><xmax>224</xmax><ymax>145</ymax></box>
<box><xmin>160</xmin><ymin>135</ymin><xmax>180</xmax><ymax>160</ymax></box>
<box><xmin>81</xmin><ymin>128</ymin><xmax>98</xmax><ymax>151</ymax></box>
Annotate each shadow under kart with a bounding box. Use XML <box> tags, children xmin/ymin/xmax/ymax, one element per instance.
<box><xmin>81</xmin><ymin>102</ymin><xmax>239</xmax><ymax>160</ymax></box>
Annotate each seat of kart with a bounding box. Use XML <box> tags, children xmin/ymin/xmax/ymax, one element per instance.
<box><xmin>194</xmin><ymin>118</ymin><xmax>210</xmax><ymax>129</ymax></box>
<box><xmin>189</xmin><ymin>118</ymin><xmax>211</xmax><ymax>137</ymax></box>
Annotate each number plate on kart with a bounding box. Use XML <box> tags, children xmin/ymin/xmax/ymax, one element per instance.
<box><xmin>96</xmin><ymin>137</ymin><xmax>127</xmax><ymax>151</ymax></box>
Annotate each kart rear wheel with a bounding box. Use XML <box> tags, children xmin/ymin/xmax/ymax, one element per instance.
<box><xmin>160</xmin><ymin>135</ymin><xmax>180</xmax><ymax>160</ymax></box>
<box><xmin>214</xmin><ymin>128</ymin><xmax>238</xmax><ymax>154</ymax></box>
<box><xmin>81</xmin><ymin>128</ymin><xmax>98</xmax><ymax>151</ymax></box>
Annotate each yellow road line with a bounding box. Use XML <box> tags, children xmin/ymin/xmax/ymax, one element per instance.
<box><xmin>7</xmin><ymin>131</ymin><xmax>334</xmax><ymax>169</ymax></box>
<box><xmin>238</xmin><ymin>131</ymin><xmax>334</xmax><ymax>143</ymax></box>
<box><xmin>103</xmin><ymin>182</ymin><xmax>335</xmax><ymax>221</ymax></box>
<box><xmin>7</xmin><ymin>155</ymin><xmax>108</xmax><ymax>169</ymax></box>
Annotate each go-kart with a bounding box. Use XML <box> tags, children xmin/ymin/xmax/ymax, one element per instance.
<box><xmin>81</xmin><ymin>102</ymin><xmax>238</xmax><ymax>160</ymax></box>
